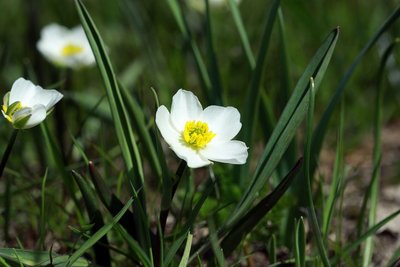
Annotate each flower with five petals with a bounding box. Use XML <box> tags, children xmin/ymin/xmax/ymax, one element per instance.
<box><xmin>156</xmin><ymin>89</ymin><xmax>248</xmax><ymax>168</ymax></box>
<box><xmin>37</xmin><ymin>23</ymin><xmax>95</xmax><ymax>69</ymax></box>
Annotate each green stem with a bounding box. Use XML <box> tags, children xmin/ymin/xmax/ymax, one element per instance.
<box><xmin>0</xmin><ymin>129</ymin><xmax>18</xmax><ymax>242</ymax></box>
<box><xmin>160</xmin><ymin>160</ymin><xmax>187</xmax><ymax>233</ymax></box>
<box><xmin>0</xmin><ymin>130</ymin><xmax>18</xmax><ymax>179</ymax></box>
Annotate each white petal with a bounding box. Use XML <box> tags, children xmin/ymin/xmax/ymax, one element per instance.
<box><xmin>170</xmin><ymin>89</ymin><xmax>203</xmax><ymax>131</ymax></box>
<box><xmin>200</xmin><ymin>140</ymin><xmax>248</xmax><ymax>165</ymax></box>
<box><xmin>172</xmin><ymin>143</ymin><xmax>211</xmax><ymax>168</ymax></box>
<box><xmin>40</xmin><ymin>23</ymin><xmax>69</xmax><ymax>39</ymax></box>
<box><xmin>12</xmin><ymin>106</ymin><xmax>31</xmax><ymax>118</ymax></box>
<box><xmin>21</xmin><ymin>105</ymin><xmax>47</xmax><ymax>129</ymax></box>
<box><xmin>9</xmin><ymin>78</ymin><xmax>63</xmax><ymax>110</ymax></box>
<box><xmin>200</xmin><ymin>106</ymin><xmax>242</xmax><ymax>142</ymax></box>
<box><xmin>28</xmin><ymin>87</ymin><xmax>63</xmax><ymax>110</ymax></box>
<box><xmin>9</xmin><ymin>78</ymin><xmax>37</xmax><ymax>105</ymax></box>
<box><xmin>155</xmin><ymin>105</ymin><xmax>180</xmax><ymax>146</ymax></box>
<box><xmin>70</xmin><ymin>25</ymin><xmax>86</xmax><ymax>37</ymax></box>
<box><xmin>37</xmin><ymin>24</ymin><xmax>68</xmax><ymax>65</ymax></box>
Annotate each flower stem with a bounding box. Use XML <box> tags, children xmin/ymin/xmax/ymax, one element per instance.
<box><xmin>0</xmin><ymin>130</ymin><xmax>18</xmax><ymax>179</ymax></box>
<box><xmin>0</xmin><ymin>129</ymin><xmax>18</xmax><ymax>242</ymax></box>
<box><xmin>160</xmin><ymin>160</ymin><xmax>187</xmax><ymax>233</ymax></box>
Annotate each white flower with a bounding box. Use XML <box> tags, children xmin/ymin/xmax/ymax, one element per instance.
<box><xmin>2</xmin><ymin>78</ymin><xmax>63</xmax><ymax>129</ymax></box>
<box><xmin>37</xmin><ymin>23</ymin><xmax>95</xmax><ymax>69</ymax></box>
<box><xmin>156</xmin><ymin>89</ymin><xmax>248</xmax><ymax>168</ymax></box>
<box><xmin>187</xmin><ymin>0</ymin><xmax>241</xmax><ymax>12</ymax></box>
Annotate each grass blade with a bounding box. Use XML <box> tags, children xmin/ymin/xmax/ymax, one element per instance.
<box><xmin>205</xmin><ymin>0</ymin><xmax>223</xmax><ymax>105</ymax></box>
<box><xmin>166</xmin><ymin>0</ymin><xmax>212</xmax><ymax>101</ymax></box>
<box><xmin>114</xmin><ymin>224</ymin><xmax>153</xmax><ymax>267</ymax></box>
<box><xmin>87</xmin><ymin>162</ymin><xmax>146</xmax><ymax>244</ymax></box>
<box><xmin>294</xmin><ymin>217</ymin><xmax>306</xmax><ymax>267</ymax></box>
<box><xmin>331</xmin><ymin>209</ymin><xmax>400</xmax><ymax>266</ymax></box>
<box><xmin>0</xmin><ymin>249</ymin><xmax>90</xmax><ymax>266</ymax></box>
<box><xmin>242</xmin><ymin>0</ymin><xmax>280</xmax><ymax>143</ymax></box>
<box><xmin>322</xmin><ymin>101</ymin><xmax>344</xmax><ymax>239</ymax></box>
<box><xmin>304</xmin><ymin>78</ymin><xmax>329</xmax><ymax>266</ymax></box>
<box><xmin>74</xmin><ymin>0</ymin><xmax>144</xmax><ymax>188</ymax></box>
<box><xmin>218</xmin><ymin>158</ymin><xmax>302</xmax><ymax>257</ymax></box>
<box><xmin>208</xmin><ymin>217</ymin><xmax>226</xmax><ymax>267</ymax></box>
<box><xmin>362</xmin><ymin>38</ymin><xmax>399</xmax><ymax>267</ymax></box>
<box><xmin>40</xmin><ymin>123</ymin><xmax>82</xmax><ymax>221</ymax></box>
<box><xmin>229</xmin><ymin>27</ymin><xmax>339</xmax><ymax>227</ymax></box>
<box><xmin>163</xmin><ymin>231</ymin><xmax>188</xmax><ymax>267</ymax></box>
<box><xmin>75</xmin><ymin>0</ymin><xmax>151</xmax><ymax>253</ymax></box>
<box><xmin>37</xmin><ymin>169</ymin><xmax>48</xmax><ymax>250</ymax></box>
<box><xmin>119</xmin><ymin>82</ymin><xmax>162</xmax><ymax>181</ymax></box>
<box><xmin>228</xmin><ymin>0</ymin><xmax>255</xmax><ymax>67</ymax></box>
<box><xmin>71</xmin><ymin>171</ymin><xmax>111</xmax><ymax>267</ymax></box>
<box><xmin>268</xmin><ymin>234</ymin><xmax>277</xmax><ymax>264</ymax></box>
<box><xmin>311</xmin><ymin>7</ymin><xmax>400</xmax><ymax>175</ymax></box>
<box><xmin>178</xmin><ymin>232</ymin><xmax>194</xmax><ymax>267</ymax></box>
<box><xmin>66</xmin><ymin>197</ymin><xmax>134</xmax><ymax>266</ymax></box>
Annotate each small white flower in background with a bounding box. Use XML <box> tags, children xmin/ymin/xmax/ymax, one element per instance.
<box><xmin>187</xmin><ymin>0</ymin><xmax>241</xmax><ymax>12</ymax></box>
<box><xmin>2</xmin><ymin>78</ymin><xmax>63</xmax><ymax>129</ymax></box>
<box><xmin>156</xmin><ymin>89</ymin><xmax>248</xmax><ymax>168</ymax></box>
<box><xmin>37</xmin><ymin>23</ymin><xmax>95</xmax><ymax>69</ymax></box>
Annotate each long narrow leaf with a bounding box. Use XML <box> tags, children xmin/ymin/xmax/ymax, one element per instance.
<box><xmin>294</xmin><ymin>217</ymin><xmax>305</xmax><ymax>267</ymax></box>
<box><xmin>0</xmin><ymin>249</ymin><xmax>89</xmax><ymax>267</ymax></box>
<box><xmin>228</xmin><ymin>0</ymin><xmax>255</xmax><ymax>68</ymax></box>
<box><xmin>205</xmin><ymin>0</ymin><xmax>223</xmax><ymax>105</ymax></box>
<box><xmin>166</xmin><ymin>0</ymin><xmax>212</xmax><ymax>101</ymax></box>
<box><xmin>218</xmin><ymin>158</ymin><xmax>303</xmax><ymax>257</ymax></box>
<box><xmin>72</xmin><ymin>171</ymin><xmax>111</xmax><ymax>267</ymax></box>
<box><xmin>304</xmin><ymin>78</ymin><xmax>330</xmax><ymax>266</ymax></box>
<box><xmin>74</xmin><ymin>0</ymin><xmax>144</xmax><ymax>188</ymax></box>
<box><xmin>178</xmin><ymin>232</ymin><xmax>193</xmax><ymax>267</ymax></box>
<box><xmin>228</xmin><ymin>28</ymin><xmax>339</xmax><ymax>227</ymax></box>
<box><xmin>322</xmin><ymin>101</ymin><xmax>344</xmax><ymax>239</ymax></box>
<box><xmin>75</xmin><ymin>0</ymin><xmax>151</xmax><ymax>252</ymax></box>
<box><xmin>311</xmin><ymin>7</ymin><xmax>400</xmax><ymax>175</ymax></box>
<box><xmin>331</xmin><ymin>209</ymin><xmax>400</xmax><ymax>266</ymax></box>
<box><xmin>362</xmin><ymin>39</ymin><xmax>398</xmax><ymax>267</ymax></box>
<box><xmin>37</xmin><ymin>169</ymin><xmax>48</xmax><ymax>250</ymax></box>
<box><xmin>66</xmin><ymin>197</ymin><xmax>134</xmax><ymax>266</ymax></box>
<box><xmin>119</xmin><ymin>82</ymin><xmax>162</xmax><ymax>181</ymax></box>
<box><xmin>242</xmin><ymin>0</ymin><xmax>280</xmax><ymax>146</ymax></box>
<box><xmin>208</xmin><ymin>217</ymin><xmax>226</xmax><ymax>267</ymax></box>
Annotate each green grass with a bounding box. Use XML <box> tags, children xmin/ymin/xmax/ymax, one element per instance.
<box><xmin>0</xmin><ymin>0</ymin><xmax>399</xmax><ymax>266</ymax></box>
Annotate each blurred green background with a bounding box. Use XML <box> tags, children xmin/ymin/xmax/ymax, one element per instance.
<box><xmin>1</xmin><ymin>0</ymin><xmax>399</xmax><ymax>141</ymax></box>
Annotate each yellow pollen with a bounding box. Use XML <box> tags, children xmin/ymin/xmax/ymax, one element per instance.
<box><xmin>61</xmin><ymin>43</ymin><xmax>83</xmax><ymax>57</ymax></box>
<box><xmin>183</xmin><ymin>120</ymin><xmax>215</xmax><ymax>149</ymax></box>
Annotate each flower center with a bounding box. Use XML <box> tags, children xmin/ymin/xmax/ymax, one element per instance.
<box><xmin>183</xmin><ymin>120</ymin><xmax>215</xmax><ymax>149</ymax></box>
<box><xmin>2</xmin><ymin>101</ymin><xmax>22</xmax><ymax>123</ymax></box>
<box><xmin>61</xmin><ymin>43</ymin><xmax>84</xmax><ymax>57</ymax></box>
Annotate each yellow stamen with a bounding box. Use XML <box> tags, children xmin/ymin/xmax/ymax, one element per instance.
<box><xmin>183</xmin><ymin>120</ymin><xmax>215</xmax><ymax>149</ymax></box>
<box><xmin>61</xmin><ymin>43</ymin><xmax>83</xmax><ymax>57</ymax></box>
<box><xmin>3</xmin><ymin>101</ymin><xmax>23</xmax><ymax>123</ymax></box>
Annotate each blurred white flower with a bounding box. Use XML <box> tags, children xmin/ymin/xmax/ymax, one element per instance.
<box><xmin>37</xmin><ymin>23</ymin><xmax>95</xmax><ymax>69</ymax></box>
<box><xmin>156</xmin><ymin>89</ymin><xmax>248</xmax><ymax>168</ymax></box>
<box><xmin>2</xmin><ymin>78</ymin><xmax>63</xmax><ymax>129</ymax></box>
<box><xmin>187</xmin><ymin>0</ymin><xmax>241</xmax><ymax>12</ymax></box>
